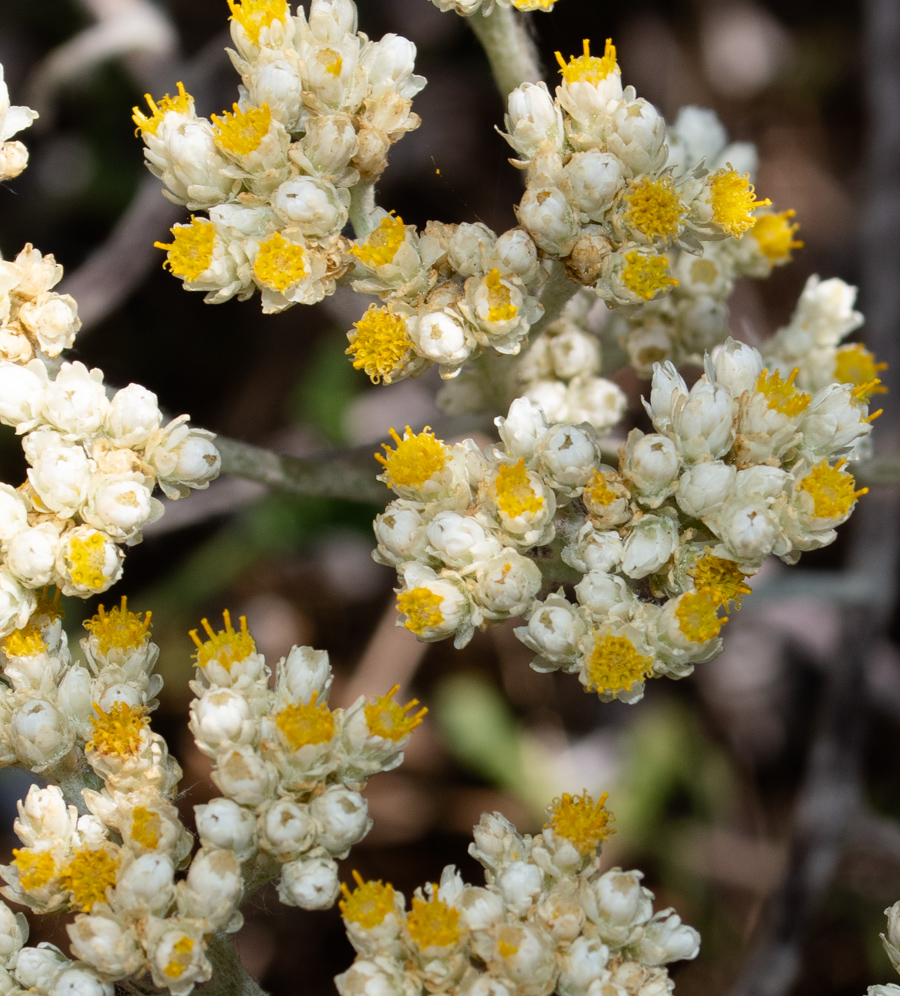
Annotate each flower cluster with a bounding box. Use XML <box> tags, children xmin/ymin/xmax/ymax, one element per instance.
<box><xmin>606</xmin><ymin>107</ymin><xmax>802</xmax><ymax>375</ymax></box>
<box><xmin>503</xmin><ymin>40</ymin><xmax>779</xmax><ymax>311</ymax></box>
<box><xmin>144</xmin><ymin>0</ymin><xmax>425</xmax><ymax>312</ymax></box>
<box><xmin>378</xmin><ymin>337</ymin><xmax>874</xmax><ymax>701</ymax></box>
<box><xmin>0</xmin><ymin>64</ymin><xmax>37</xmax><ymax>181</ymax></box>
<box><xmin>189</xmin><ymin>610</ymin><xmax>426</xmax><ymax>910</ymax></box>
<box><xmin>0</xmin><ymin>600</ymin><xmax>227</xmax><ymax>996</ymax></box>
<box><xmin>336</xmin><ymin>791</ymin><xmax>699</xmax><ymax>996</ymax></box>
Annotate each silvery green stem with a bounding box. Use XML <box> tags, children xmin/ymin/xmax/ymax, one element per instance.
<box><xmin>349</xmin><ymin>182</ymin><xmax>377</xmax><ymax>239</ymax></box>
<box><xmin>528</xmin><ymin>260</ymin><xmax>581</xmax><ymax>337</ymax></box>
<box><xmin>468</xmin><ymin>5</ymin><xmax>542</xmax><ymax>100</ymax></box>
<box><xmin>202</xmin><ymin>935</ymin><xmax>268</xmax><ymax>996</ymax></box>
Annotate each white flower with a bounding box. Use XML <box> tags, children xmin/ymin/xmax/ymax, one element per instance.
<box><xmin>558</xmin><ymin>936</ymin><xmax>610</xmax><ymax>996</ymax></box>
<box><xmin>0</xmin><ymin>64</ymin><xmax>38</xmax><ymax>143</ymax></box>
<box><xmin>504</xmin><ymin>82</ymin><xmax>565</xmax><ymax>160</ymax></box>
<box><xmin>0</xmin><ymin>359</ymin><xmax>47</xmax><ymax>429</ymax></box>
<box><xmin>675</xmin><ymin>461</ymin><xmax>735</xmax><ymax>519</ymax></box>
<box><xmin>562</xmin><ymin>150</ymin><xmax>623</xmax><ymax>220</ymax></box>
<box><xmin>536</xmin><ymin>423</ymin><xmax>598</xmax><ymax>493</ymax></box>
<box><xmin>11</xmin><ymin>697</ymin><xmax>73</xmax><ymax>771</ymax></box>
<box><xmin>278</xmin><ymin>854</ymin><xmax>340</xmax><ymax>909</ymax></box>
<box><xmin>17</xmin><ymin>292</ymin><xmax>81</xmax><ymax>357</ymax></box>
<box><xmin>194</xmin><ymin>798</ymin><xmax>257</xmax><ymax>861</ymax></box>
<box><xmin>276</xmin><ymin>645</ymin><xmax>332</xmax><ymax>705</ymax></box>
<box><xmin>574</xmin><ymin>571</ymin><xmax>636</xmax><ymax>623</ymax></box>
<box><xmin>373</xmin><ymin>503</ymin><xmax>429</xmax><ymax>567</ymax></box>
<box><xmin>496</xmin><ymin>397</ymin><xmax>549</xmax><ymax>464</ymax></box>
<box><xmin>621</xmin><ymin>430</ymin><xmax>680</xmax><ymax>508</ymax></box>
<box><xmin>396</xmin><ymin>563</ymin><xmax>473</xmax><ymax>647</ymax></box>
<box><xmin>0</xmin><ymin>570</ymin><xmax>34</xmax><ymax>636</ymax></box>
<box><xmin>495</xmin><ymin>860</ymin><xmax>544</xmax><ymax>917</ymax></box>
<box><xmin>426</xmin><ymin>511</ymin><xmax>502</xmax><ymax>568</ymax></box>
<box><xmin>0</xmin><ymin>902</ymin><xmax>27</xmax><ymax>967</ymax></box>
<box><xmin>257</xmin><ymin>799</ymin><xmax>314</xmax><ymax>861</ymax></box>
<box><xmin>67</xmin><ymin>911</ymin><xmax>143</xmax><ymax>980</ymax></box>
<box><xmin>584</xmin><ymin>869</ymin><xmax>653</xmax><ymax>946</ymax></box>
<box><xmin>515</xmin><ymin>592</ymin><xmax>587</xmax><ymax>669</ymax></box>
<box><xmin>14</xmin><ymin>945</ymin><xmax>69</xmax><ymax>991</ymax></box>
<box><xmin>48</xmin><ymin>964</ymin><xmax>114</xmax><ymax>996</ymax></box>
<box><xmin>621</xmin><ymin>515</ymin><xmax>679</xmax><ymax>579</ymax></box>
<box><xmin>516</xmin><ymin>186</ymin><xmax>578</xmax><ymax>257</ymax></box>
<box><xmin>211</xmin><ymin>745</ymin><xmax>278</xmax><ymax>807</ymax></box>
<box><xmin>5</xmin><ymin>523</ymin><xmax>60</xmax><ymax>587</ymax></box>
<box><xmin>145</xmin><ymin>918</ymin><xmax>211</xmax><ymax>996</ymax></box>
<box><xmin>473</xmin><ymin>551</ymin><xmax>542</xmax><ymax>619</ymax></box>
<box><xmin>631</xmin><ymin>912</ymin><xmax>700</xmax><ymax>965</ymax></box>
<box><xmin>112</xmin><ymin>853</ymin><xmax>175</xmax><ymax>918</ymax></box>
<box><xmin>272</xmin><ymin>177</ymin><xmax>349</xmax><ymax>237</ymax></box>
<box><xmin>42</xmin><ymin>362</ymin><xmax>108</xmax><ymax>437</ymax></box>
<box><xmin>104</xmin><ymin>384</ymin><xmax>162</xmax><ymax>448</ymax></box>
<box><xmin>190</xmin><ymin>688</ymin><xmax>256</xmax><ymax>755</ymax></box>
<box><xmin>56</xmin><ymin>527</ymin><xmax>124</xmax><ymax>597</ymax></box>
<box><xmin>177</xmin><ymin>847</ymin><xmax>243</xmax><ymax>931</ymax></box>
<box><xmin>81</xmin><ymin>477</ymin><xmax>160</xmax><ymax>543</ymax></box>
<box><xmin>309</xmin><ymin>786</ymin><xmax>372</xmax><ymax>857</ymax></box>
<box><xmin>411</xmin><ymin>311</ymin><xmax>471</xmax><ymax>368</ymax></box>
<box><xmin>563</xmin><ymin>523</ymin><xmax>623</xmax><ymax>575</ymax></box>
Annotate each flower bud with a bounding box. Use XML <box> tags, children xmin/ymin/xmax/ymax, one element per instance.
<box><xmin>278</xmin><ymin>855</ymin><xmax>340</xmax><ymax>909</ymax></box>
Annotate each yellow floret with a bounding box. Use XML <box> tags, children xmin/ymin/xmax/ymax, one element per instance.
<box><xmin>84</xmin><ymin>596</ymin><xmax>152</xmax><ymax>657</ymax></box>
<box><xmin>375</xmin><ymin>426</ymin><xmax>450</xmax><ymax>490</ymax></box>
<box><xmin>690</xmin><ymin>554</ymin><xmax>752</xmax><ymax>609</ymax></box>
<box><xmin>624</xmin><ymin>177</ymin><xmax>684</xmax><ymax>243</ymax></box>
<box><xmin>348</xmin><ymin>215</ymin><xmax>407</xmax><ymax>268</ymax></box>
<box><xmin>751</xmin><ymin>210</ymin><xmax>803</xmax><ymax>262</ymax></box>
<box><xmin>3</xmin><ymin>618</ymin><xmax>46</xmax><ymax>658</ymax></box>
<box><xmin>555</xmin><ymin>39</ymin><xmax>618</xmax><ymax>85</ymax></box>
<box><xmin>155</xmin><ymin>218</ymin><xmax>216</xmax><ymax>282</ymax></box>
<box><xmin>397</xmin><ymin>588</ymin><xmax>445</xmax><ymax>637</ymax></box>
<box><xmin>87</xmin><ymin>702</ymin><xmax>148</xmax><ymax>758</ymax></box>
<box><xmin>493</xmin><ymin>459</ymin><xmax>543</xmax><ymax>518</ymax></box>
<box><xmin>132</xmin><ymin>81</ymin><xmax>193</xmax><ymax>136</ymax></box>
<box><xmin>347</xmin><ymin>306</ymin><xmax>415</xmax><ymax>384</ymax></box>
<box><xmin>67</xmin><ymin>531</ymin><xmax>112</xmax><ymax>590</ymax></box>
<box><xmin>253</xmin><ymin>232</ymin><xmax>308</xmax><ymax>292</ymax></box>
<box><xmin>675</xmin><ymin>589</ymin><xmax>727</xmax><ymax>644</ymax></box>
<box><xmin>584</xmin><ymin>468</ymin><xmax>620</xmax><ymax>507</ymax></box>
<box><xmin>756</xmin><ymin>367</ymin><xmax>811</xmax><ymax>417</ymax></box>
<box><xmin>365</xmin><ymin>685</ymin><xmax>427</xmax><ymax>741</ymax></box>
<box><xmin>622</xmin><ymin>251</ymin><xmax>678</xmax><ymax>300</ymax></box>
<box><xmin>582</xmin><ymin>632</ymin><xmax>654</xmax><ymax>696</ymax></box>
<box><xmin>340</xmin><ymin>870</ymin><xmax>396</xmax><ymax>928</ymax></box>
<box><xmin>12</xmin><ymin>848</ymin><xmax>58</xmax><ymax>893</ymax></box>
<box><xmin>190</xmin><ymin>610</ymin><xmax>256</xmax><ymax>672</ymax></box>
<box><xmin>164</xmin><ymin>936</ymin><xmax>195</xmax><ymax>979</ymax></box>
<box><xmin>131</xmin><ymin>806</ymin><xmax>163</xmax><ymax>849</ymax></box>
<box><xmin>227</xmin><ymin>0</ymin><xmax>290</xmax><ymax>44</ymax></box>
<box><xmin>407</xmin><ymin>891</ymin><xmax>462</xmax><ymax>949</ymax></box>
<box><xmin>708</xmin><ymin>168</ymin><xmax>770</xmax><ymax>237</ymax></box>
<box><xmin>61</xmin><ymin>846</ymin><xmax>120</xmax><ymax>912</ymax></box>
<box><xmin>834</xmin><ymin>344</ymin><xmax>888</xmax><ymax>402</ymax></box>
<box><xmin>485</xmin><ymin>269</ymin><xmax>518</xmax><ymax>323</ymax></box>
<box><xmin>545</xmin><ymin>790</ymin><xmax>615</xmax><ymax>855</ymax></box>
<box><xmin>212</xmin><ymin>103</ymin><xmax>272</xmax><ymax>156</ymax></box>
<box><xmin>797</xmin><ymin>460</ymin><xmax>867</xmax><ymax>520</ymax></box>
<box><xmin>276</xmin><ymin>691</ymin><xmax>335</xmax><ymax>749</ymax></box>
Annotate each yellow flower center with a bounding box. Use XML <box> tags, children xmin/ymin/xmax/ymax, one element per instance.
<box><xmin>545</xmin><ymin>790</ymin><xmax>615</xmax><ymax>855</ymax></box>
<box><xmin>690</xmin><ymin>554</ymin><xmax>752</xmax><ymax>609</ymax></box>
<box><xmin>62</xmin><ymin>846</ymin><xmax>120</xmax><ymax>912</ymax></box>
<box><xmin>347</xmin><ymin>306</ymin><xmax>415</xmax><ymax>385</ymax></box>
<box><xmin>67</xmin><ymin>532</ymin><xmax>111</xmax><ymax>590</ymax></box>
<box><xmin>132</xmin><ymin>82</ymin><xmax>193</xmax><ymax>136</ymax></box>
<box><xmin>340</xmin><ymin>870</ymin><xmax>396</xmax><ymax>928</ymax></box>
<box><xmin>321</xmin><ymin>48</ymin><xmax>343</xmax><ymax>76</ymax></box>
<box><xmin>485</xmin><ymin>270</ymin><xmax>518</xmax><ymax>323</ymax></box>
<box><xmin>756</xmin><ymin>368</ymin><xmax>811</xmax><ymax>416</ymax></box>
<box><xmin>675</xmin><ymin>590</ymin><xmax>727</xmax><ymax>643</ymax></box>
<box><xmin>84</xmin><ymin>596</ymin><xmax>152</xmax><ymax>657</ymax></box>
<box><xmin>154</xmin><ymin>217</ymin><xmax>216</xmax><ymax>282</ymax></box>
<box><xmin>253</xmin><ymin>232</ymin><xmax>308</xmax><ymax>292</ymax></box>
<box><xmin>622</xmin><ymin>251</ymin><xmax>678</xmax><ymax>300</ymax></box>
<box><xmin>375</xmin><ymin>426</ymin><xmax>450</xmax><ymax>490</ymax></box>
<box><xmin>497</xmin><ymin>932</ymin><xmax>521</xmax><ymax>959</ymax></box>
<box><xmin>834</xmin><ymin>344</ymin><xmax>888</xmax><ymax>402</ymax></box>
<box><xmin>226</xmin><ymin>0</ymin><xmax>289</xmax><ymax>44</ymax></box>
<box><xmin>364</xmin><ymin>684</ymin><xmax>428</xmax><ymax>741</ymax></box>
<box><xmin>555</xmin><ymin>38</ymin><xmax>618</xmax><ymax>85</ymax></box>
<box><xmin>12</xmin><ymin>848</ymin><xmax>58</xmax><ymax>893</ymax></box>
<box><xmin>276</xmin><ymin>691</ymin><xmax>335</xmax><ymax>749</ymax></box>
<box><xmin>751</xmin><ymin>210</ymin><xmax>804</xmax><ymax>261</ymax></box>
<box><xmin>131</xmin><ymin>806</ymin><xmax>163</xmax><ymax>849</ymax></box>
<box><xmin>798</xmin><ymin>460</ymin><xmax>867</xmax><ymax>519</ymax></box>
<box><xmin>582</xmin><ymin>632</ymin><xmax>654</xmax><ymax>695</ymax></box>
<box><xmin>190</xmin><ymin>610</ymin><xmax>256</xmax><ymax>672</ymax></box>
<box><xmin>512</xmin><ymin>0</ymin><xmax>554</xmax><ymax>8</ymax></box>
<box><xmin>494</xmin><ymin>459</ymin><xmax>543</xmax><ymax>518</ymax></box>
<box><xmin>708</xmin><ymin>168</ymin><xmax>770</xmax><ymax>237</ymax></box>
<box><xmin>3</xmin><ymin>619</ymin><xmax>46</xmax><ymax>658</ymax></box>
<box><xmin>407</xmin><ymin>892</ymin><xmax>461</xmax><ymax>949</ymax></box>
<box><xmin>348</xmin><ymin>215</ymin><xmax>407</xmax><ymax>268</ymax></box>
<box><xmin>397</xmin><ymin>588</ymin><xmax>445</xmax><ymax>636</ymax></box>
<box><xmin>624</xmin><ymin>177</ymin><xmax>684</xmax><ymax>242</ymax></box>
<box><xmin>87</xmin><ymin>702</ymin><xmax>148</xmax><ymax>757</ymax></box>
<box><xmin>212</xmin><ymin>103</ymin><xmax>272</xmax><ymax>156</ymax></box>
<box><xmin>164</xmin><ymin>936</ymin><xmax>195</xmax><ymax>979</ymax></box>
<box><xmin>584</xmin><ymin>468</ymin><xmax>620</xmax><ymax>507</ymax></box>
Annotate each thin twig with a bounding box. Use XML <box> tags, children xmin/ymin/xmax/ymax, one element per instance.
<box><xmin>467</xmin><ymin>5</ymin><xmax>542</xmax><ymax>100</ymax></box>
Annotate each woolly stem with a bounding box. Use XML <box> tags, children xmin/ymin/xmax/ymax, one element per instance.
<box><xmin>468</xmin><ymin>5</ymin><xmax>542</xmax><ymax>100</ymax></box>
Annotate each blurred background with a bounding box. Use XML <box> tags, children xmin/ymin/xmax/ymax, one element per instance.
<box><xmin>0</xmin><ymin>1</ymin><xmax>897</xmax><ymax>994</ymax></box>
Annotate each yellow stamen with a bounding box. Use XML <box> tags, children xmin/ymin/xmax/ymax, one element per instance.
<box><xmin>407</xmin><ymin>891</ymin><xmax>461</xmax><ymax>949</ymax></box>
<box><xmin>132</xmin><ymin>81</ymin><xmax>193</xmax><ymax>136</ymax></box>
<box><xmin>690</xmin><ymin>553</ymin><xmax>752</xmax><ymax>609</ymax></box>
<box><xmin>226</xmin><ymin>0</ymin><xmax>289</xmax><ymax>44</ymax></box>
<box><xmin>675</xmin><ymin>589</ymin><xmax>727</xmax><ymax>643</ymax></box>
<box><xmin>375</xmin><ymin>426</ymin><xmax>450</xmax><ymax>490</ymax></box>
<box><xmin>545</xmin><ymin>790</ymin><xmax>615</xmax><ymax>855</ymax></box>
<box><xmin>321</xmin><ymin>49</ymin><xmax>343</xmax><ymax>76</ymax></box>
<box><xmin>348</xmin><ymin>215</ymin><xmax>407</xmax><ymax>268</ymax></box>
<box><xmin>582</xmin><ymin>632</ymin><xmax>654</xmax><ymax>696</ymax></box>
<box><xmin>276</xmin><ymin>690</ymin><xmax>335</xmax><ymax>749</ymax></box>
<box><xmin>364</xmin><ymin>685</ymin><xmax>428</xmax><ymax>741</ymax></box>
<box><xmin>61</xmin><ymin>846</ymin><xmax>119</xmax><ymax>912</ymax></box>
<box><xmin>156</xmin><ymin>215</ymin><xmax>216</xmax><ymax>280</ymax></box>
<box><xmin>67</xmin><ymin>532</ymin><xmax>111</xmax><ymax>591</ymax></box>
<box><xmin>834</xmin><ymin>344</ymin><xmax>888</xmax><ymax>401</ymax></box>
<box><xmin>164</xmin><ymin>936</ymin><xmax>195</xmax><ymax>979</ymax></box>
<box><xmin>756</xmin><ymin>367</ymin><xmax>811</xmax><ymax>417</ymax></box>
<box><xmin>708</xmin><ymin>168</ymin><xmax>770</xmax><ymax>238</ymax></box>
<box><xmin>212</xmin><ymin>103</ymin><xmax>272</xmax><ymax>156</ymax></box>
<box><xmin>131</xmin><ymin>806</ymin><xmax>162</xmax><ymax>849</ymax></box>
<box><xmin>624</xmin><ymin>176</ymin><xmax>684</xmax><ymax>242</ymax></box>
<box><xmin>485</xmin><ymin>269</ymin><xmax>518</xmax><ymax>323</ymax></box>
<box><xmin>87</xmin><ymin>702</ymin><xmax>148</xmax><ymax>757</ymax></box>
<box><xmin>751</xmin><ymin>210</ymin><xmax>803</xmax><ymax>262</ymax></box>
<box><xmin>555</xmin><ymin>38</ymin><xmax>618</xmax><ymax>85</ymax></box>
<box><xmin>83</xmin><ymin>597</ymin><xmax>152</xmax><ymax>657</ymax></box>
<box><xmin>493</xmin><ymin>459</ymin><xmax>543</xmax><ymax>518</ymax></box>
<box><xmin>584</xmin><ymin>468</ymin><xmax>620</xmax><ymax>507</ymax></box>
<box><xmin>622</xmin><ymin>251</ymin><xmax>678</xmax><ymax>300</ymax></box>
<box><xmin>797</xmin><ymin>460</ymin><xmax>867</xmax><ymax>519</ymax></box>
<box><xmin>340</xmin><ymin>870</ymin><xmax>396</xmax><ymax>928</ymax></box>
<box><xmin>347</xmin><ymin>306</ymin><xmax>415</xmax><ymax>385</ymax></box>
<box><xmin>12</xmin><ymin>848</ymin><xmax>58</xmax><ymax>893</ymax></box>
<box><xmin>189</xmin><ymin>610</ymin><xmax>256</xmax><ymax>672</ymax></box>
<box><xmin>3</xmin><ymin>618</ymin><xmax>46</xmax><ymax>658</ymax></box>
<box><xmin>397</xmin><ymin>588</ymin><xmax>444</xmax><ymax>637</ymax></box>
<box><xmin>253</xmin><ymin>232</ymin><xmax>308</xmax><ymax>293</ymax></box>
